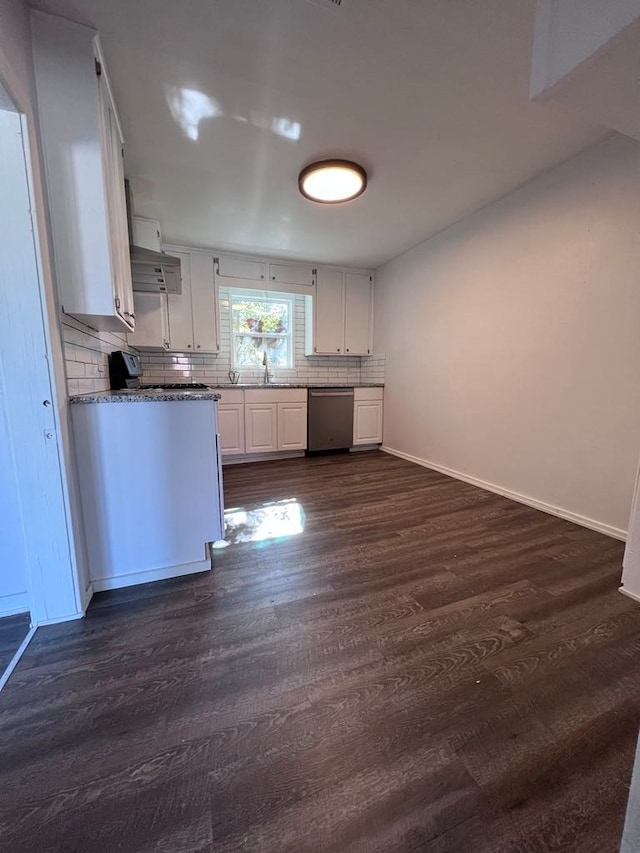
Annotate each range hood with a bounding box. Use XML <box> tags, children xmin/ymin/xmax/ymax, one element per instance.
<box><xmin>125</xmin><ymin>180</ymin><xmax>182</xmax><ymax>294</ymax></box>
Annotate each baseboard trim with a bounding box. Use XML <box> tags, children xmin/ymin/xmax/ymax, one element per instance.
<box><xmin>0</xmin><ymin>592</ymin><xmax>29</xmax><ymax>618</ymax></box>
<box><xmin>619</xmin><ymin>587</ymin><xmax>640</xmax><ymax>605</ymax></box>
<box><xmin>0</xmin><ymin>624</ymin><xmax>36</xmax><ymax>693</ymax></box>
<box><xmin>381</xmin><ymin>445</ymin><xmax>627</xmax><ymax>542</ymax></box>
<box><xmin>91</xmin><ymin>560</ymin><xmax>211</xmax><ymax>593</ymax></box>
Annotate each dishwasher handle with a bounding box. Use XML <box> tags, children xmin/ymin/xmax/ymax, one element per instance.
<box><xmin>309</xmin><ymin>389</ymin><xmax>354</xmax><ymax>397</ymax></box>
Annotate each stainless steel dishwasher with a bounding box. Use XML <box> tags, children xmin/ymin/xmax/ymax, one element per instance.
<box><xmin>307</xmin><ymin>388</ymin><xmax>354</xmax><ymax>452</ymax></box>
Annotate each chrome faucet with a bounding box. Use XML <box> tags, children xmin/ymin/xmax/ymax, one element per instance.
<box><xmin>262</xmin><ymin>350</ymin><xmax>270</xmax><ymax>384</ymax></box>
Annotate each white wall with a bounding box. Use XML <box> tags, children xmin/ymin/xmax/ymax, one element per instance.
<box><xmin>531</xmin><ymin>0</ymin><xmax>640</xmax><ymax>96</ymax></box>
<box><xmin>375</xmin><ymin>134</ymin><xmax>640</xmax><ymax>538</ymax></box>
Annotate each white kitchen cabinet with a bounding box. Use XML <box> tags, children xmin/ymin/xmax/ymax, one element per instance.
<box><xmin>167</xmin><ymin>252</ymin><xmax>195</xmax><ymax>351</ymax></box>
<box><xmin>353</xmin><ymin>387</ymin><xmax>384</xmax><ymax>446</ymax></box>
<box><xmin>156</xmin><ymin>250</ymin><xmax>220</xmax><ymax>353</ymax></box>
<box><xmin>344</xmin><ymin>273</ymin><xmax>373</xmax><ymax>355</ymax></box>
<box><xmin>216</xmin><ymin>255</ymin><xmax>267</xmax><ymax>282</ymax></box>
<box><xmin>245</xmin><ymin>404</ymin><xmax>278</xmax><ymax>453</ymax></box>
<box><xmin>311</xmin><ymin>268</ymin><xmax>345</xmax><ymax>355</ymax></box>
<box><xmin>133</xmin><ymin>217</ymin><xmax>162</xmax><ymax>252</ymax></box>
<box><xmin>305</xmin><ymin>267</ymin><xmax>374</xmax><ymax>357</ymax></box>
<box><xmin>32</xmin><ymin>12</ymin><xmax>134</xmax><ymax>332</ymax></box>
<box><xmin>127</xmin><ymin>292</ymin><xmax>170</xmax><ymax>350</ymax></box>
<box><xmin>217</xmin><ymin>389</ymin><xmax>245</xmax><ymax>456</ymax></box>
<box><xmin>277</xmin><ymin>402</ymin><xmax>308</xmax><ymax>450</ymax></box>
<box><xmin>269</xmin><ymin>263</ymin><xmax>314</xmax><ymax>288</ymax></box>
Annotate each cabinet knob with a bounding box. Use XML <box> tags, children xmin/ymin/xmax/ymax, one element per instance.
<box><xmin>187</xmin><ymin>344</ymin><xmax>192</xmax><ymax>348</ymax></box>
<box><xmin>197</xmin><ymin>344</ymin><xmax>201</xmax><ymax>349</ymax></box>
<box><xmin>346</xmin><ymin>348</ymin><xmax>349</xmax><ymax>352</ymax></box>
<box><xmin>337</xmin><ymin>348</ymin><xmax>341</xmax><ymax>352</ymax></box>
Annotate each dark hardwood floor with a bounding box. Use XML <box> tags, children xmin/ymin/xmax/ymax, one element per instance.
<box><xmin>0</xmin><ymin>612</ymin><xmax>30</xmax><ymax>678</ymax></box>
<box><xmin>1</xmin><ymin>451</ymin><xmax>640</xmax><ymax>852</ymax></box>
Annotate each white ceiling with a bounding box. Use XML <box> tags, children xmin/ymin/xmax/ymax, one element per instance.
<box><xmin>33</xmin><ymin>0</ymin><xmax>608</xmax><ymax>268</ymax></box>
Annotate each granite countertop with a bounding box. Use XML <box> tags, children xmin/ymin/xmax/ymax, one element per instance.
<box><xmin>214</xmin><ymin>383</ymin><xmax>385</xmax><ymax>389</ymax></box>
<box><xmin>69</xmin><ymin>389</ymin><xmax>222</xmax><ymax>404</ymax></box>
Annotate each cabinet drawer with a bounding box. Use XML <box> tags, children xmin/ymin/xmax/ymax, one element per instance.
<box><xmin>354</xmin><ymin>387</ymin><xmax>384</xmax><ymax>402</ymax></box>
<box><xmin>244</xmin><ymin>388</ymin><xmax>307</xmax><ymax>404</ymax></box>
<box><xmin>215</xmin><ymin>389</ymin><xmax>244</xmax><ymax>405</ymax></box>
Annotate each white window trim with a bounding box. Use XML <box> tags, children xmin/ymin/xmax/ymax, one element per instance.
<box><xmin>230</xmin><ymin>288</ymin><xmax>295</xmax><ymax>370</ymax></box>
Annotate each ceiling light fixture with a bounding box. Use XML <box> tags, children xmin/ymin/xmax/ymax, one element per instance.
<box><xmin>298</xmin><ymin>159</ymin><xmax>367</xmax><ymax>204</ymax></box>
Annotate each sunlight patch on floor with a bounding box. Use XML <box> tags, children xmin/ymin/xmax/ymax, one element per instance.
<box><xmin>223</xmin><ymin>498</ymin><xmax>305</xmax><ymax>545</ymax></box>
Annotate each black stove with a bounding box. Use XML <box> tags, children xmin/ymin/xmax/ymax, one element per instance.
<box><xmin>141</xmin><ymin>383</ymin><xmax>209</xmax><ymax>390</ymax></box>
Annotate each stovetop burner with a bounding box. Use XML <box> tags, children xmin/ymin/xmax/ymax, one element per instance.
<box><xmin>140</xmin><ymin>383</ymin><xmax>209</xmax><ymax>390</ymax></box>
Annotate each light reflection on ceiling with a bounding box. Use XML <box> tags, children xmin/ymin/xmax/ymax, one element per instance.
<box><xmin>224</xmin><ymin>498</ymin><xmax>305</xmax><ymax>544</ymax></box>
<box><xmin>165</xmin><ymin>85</ymin><xmax>301</xmax><ymax>143</ymax></box>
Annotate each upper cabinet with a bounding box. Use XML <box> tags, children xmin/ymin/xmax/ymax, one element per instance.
<box><xmin>216</xmin><ymin>256</ymin><xmax>266</xmax><ymax>282</ymax></box>
<box><xmin>129</xmin><ymin>249</ymin><xmax>220</xmax><ymax>353</ymax></box>
<box><xmin>269</xmin><ymin>263</ymin><xmax>314</xmax><ymax>288</ymax></box>
<box><xmin>31</xmin><ymin>12</ymin><xmax>134</xmax><ymax>332</ymax></box>
<box><xmin>306</xmin><ymin>267</ymin><xmax>373</xmax><ymax>357</ymax></box>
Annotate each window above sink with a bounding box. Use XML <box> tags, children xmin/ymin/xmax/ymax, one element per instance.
<box><xmin>230</xmin><ymin>289</ymin><xmax>294</xmax><ymax>370</ymax></box>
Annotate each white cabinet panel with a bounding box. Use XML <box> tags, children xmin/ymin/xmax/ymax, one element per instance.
<box><xmin>133</xmin><ymin>217</ymin><xmax>162</xmax><ymax>252</ymax></box>
<box><xmin>216</xmin><ymin>255</ymin><xmax>266</xmax><ymax>281</ymax></box>
<box><xmin>312</xmin><ymin>268</ymin><xmax>344</xmax><ymax>355</ymax></box>
<box><xmin>127</xmin><ymin>292</ymin><xmax>169</xmax><ymax>350</ymax></box>
<box><xmin>277</xmin><ymin>403</ymin><xmax>307</xmax><ymax>450</ymax></box>
<box><xmin>353</xmin><ymin>401</ymin><xmax>383</xmax><ymax>445</ymax></box>
<box><xmin>167</xmin><ymin>252</ymin><xmax>195</xmax><ymax>351</ymax></box>
<box><xmin>218</xmin><ymin>405</ymin><xmax>245</xmax><ymax>456</ymax></box>
<box><xmin>245</xmin><ymin>404</ymin><xmax>278</xmax><ymax>453</ymax></box>
<box><xmin>190</xmin><ymin>253</ymin><xmax>220</xmax><ymax>353</ymax></box>
<box><xmin>32</xmin><ymin>13</ymin><xmax>134</xmax><ymax>331</ymax></box>
<box><xmin>270</xmin><ymin>263</ymin><xmax>314</xmax><ymax>287</ymax></box>
<box><xmin>344</xmin><ymin>273</ymin><xmax>373</xmax><ymax>355</ymax></box>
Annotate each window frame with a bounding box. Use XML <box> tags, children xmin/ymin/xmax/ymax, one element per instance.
<box><xmin>229</xmin><ymin>288</ymin><xmax>295</xmax><ymax>371</ymax></box>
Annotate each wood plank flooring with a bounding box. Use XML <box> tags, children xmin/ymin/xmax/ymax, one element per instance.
<box><xmin>0</xmin><ymin>612</ymin><xmax>30</xmax><ymax>676</ymax></box>
<box><xmin>1</xmin><ymin>451</ymin><xmax>640</xmax><ymax>852</ymax></box>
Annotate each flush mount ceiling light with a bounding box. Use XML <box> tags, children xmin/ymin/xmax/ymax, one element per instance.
<box><xmin>298</xmin><ymin>159</ymin><xmax>367</xmax><ymax>204</ymax></box>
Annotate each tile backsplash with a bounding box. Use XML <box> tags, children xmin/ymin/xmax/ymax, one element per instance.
<box><xmin>62</xmin><ymin>314</ymin><xmax>134</xmax><ymax>395</ymax></box>
<box><xmin>138</xmin><ymin>288</ymin><xmax>385</xmax><ymax>387</ymax></box>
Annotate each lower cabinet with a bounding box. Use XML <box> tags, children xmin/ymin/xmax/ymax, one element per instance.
<box><xmin>217</xmin><ymin>389</ymin><xmax>245</xmax><ymax>456</ymax></box>
<box><xmin>218</xmin><ymin>388</ymin><xmax>308</xmax><ymax>458</ymax></box>
<box><xmin>353</xmin><ymin>387</ymin><xmax>384</xmax><ymax>445</ymax></box>
<box><xmin>244</xmin><ymin>403</ymin><xmax>278</xmax><ymax>453</ymax></box>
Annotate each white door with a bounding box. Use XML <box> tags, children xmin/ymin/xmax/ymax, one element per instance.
<box><xmin>353</xmin><ymin>401</ymin><xmax>383</xmax><ymax>445</ymax></box>
<box><xmin>314</xmin><ymin>268</ymin><xmax>344</xmax><ymax>355</ymax></box>
<box><xmin>277</xmin><ymin>403</ymin><xmax>307</xmax><ymax>450</ymax></box>
<box><xmin>0</xmin><ymin>107</ymin><xmax>81</xmax><ymax>624</ymax></box>
<box><xmin>167</xmin><ymin>251</ymin><xmax>195</xmax><ymax>351</ymax></box>
<box><xmin>190</xmin><ymin>253</ymin><xmax>219</xmax><ymax>353</ymax></box>
<box><xmin>344</xmin><ymin>273</ymin><xmax>372</xmax><ymax>355</ymax></box>
<box><xmin>245</xmin><ymin>404</ymin><xmax>278</xmax><ymax>453</ymax></box>
<box><xmin>133</xmin><ymin>217</ymin><xmax>162</xmax><ymax>251</ymax></box>
<box><xmin>218</xmin><ymin>405</ymin><xmax>245</xmax><ymax>456</ymax></box>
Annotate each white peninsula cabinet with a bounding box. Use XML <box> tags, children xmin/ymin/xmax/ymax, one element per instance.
<box><xmin>305</xmin><ymin>268</ymin><xmax>374</xmax><ymax>356</ymax></box>
<box><xmin>217</xmin><ymin>388</ymin><xmax>307</xmax><ymax>458</ymax></box>
<box><xmin>32</xmin><ymin>12</ymin><xmax>134</xmax><ymax>332</ymax></box>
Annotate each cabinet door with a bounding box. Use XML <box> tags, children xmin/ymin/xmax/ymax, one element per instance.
<box><xmin>216</xmin><ymin>255</ymin><xmax>266</xmax><ymax>282</ymax></box>
<box><xmin>314</xmin><ymin>268</ymin><xmax>344</xmax><ymax>355</ymax></box>
<box><xmin>127</xmin><ymin>292</ymin><xmax>169</xmax><ymax>349</ymax></box>
<box><xmin>277</xmin><ymin>403</ymin><xmax>307</xmax><ymax>451</ymax></box>
<box><xmin>167</xmin><ymin>251</ymin><xmax>195</xmax><ymax>351</ymax></box>
<box><xmin>190</xmin><ymin>254</ymin><xmax>220</xmax><ymax>353</ymax></box>
<box><xmin>344</xmin><ymin>273</ymin><xmax>373</xmax><ymax>355</ymax></box>
<box><xmin>353</xmin><ymin>401</ymin><xmax>383</xmax><ymax>445</ymax></box>
<box><xmin>218</xmin><ymin>405</ymin><xmax>245</xmax><ymax>456</ymax></box>
<box><xmin>99</xmin><ymin>74</ymin><xmax>134</xmax><ymax>329</ymax></box>
<box><xmin>269</xmin><ymin>263</ymin><xmax>314</xmax><ymax>287</ymax></box>
<box><xmin>245</xmin><ymin>404</ymin><xmax>278</xmax><ymax>453</ymax></box>
<box><xmin>133</xmin><ymin>217</ymin><xmax>161</xmax><ymax>251</ymax></box>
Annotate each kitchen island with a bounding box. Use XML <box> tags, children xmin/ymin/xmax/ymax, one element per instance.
<box><xmin>70</xmin><ymin>389</ymin><xmax>224</xmax><ymax>593</ymax></box>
